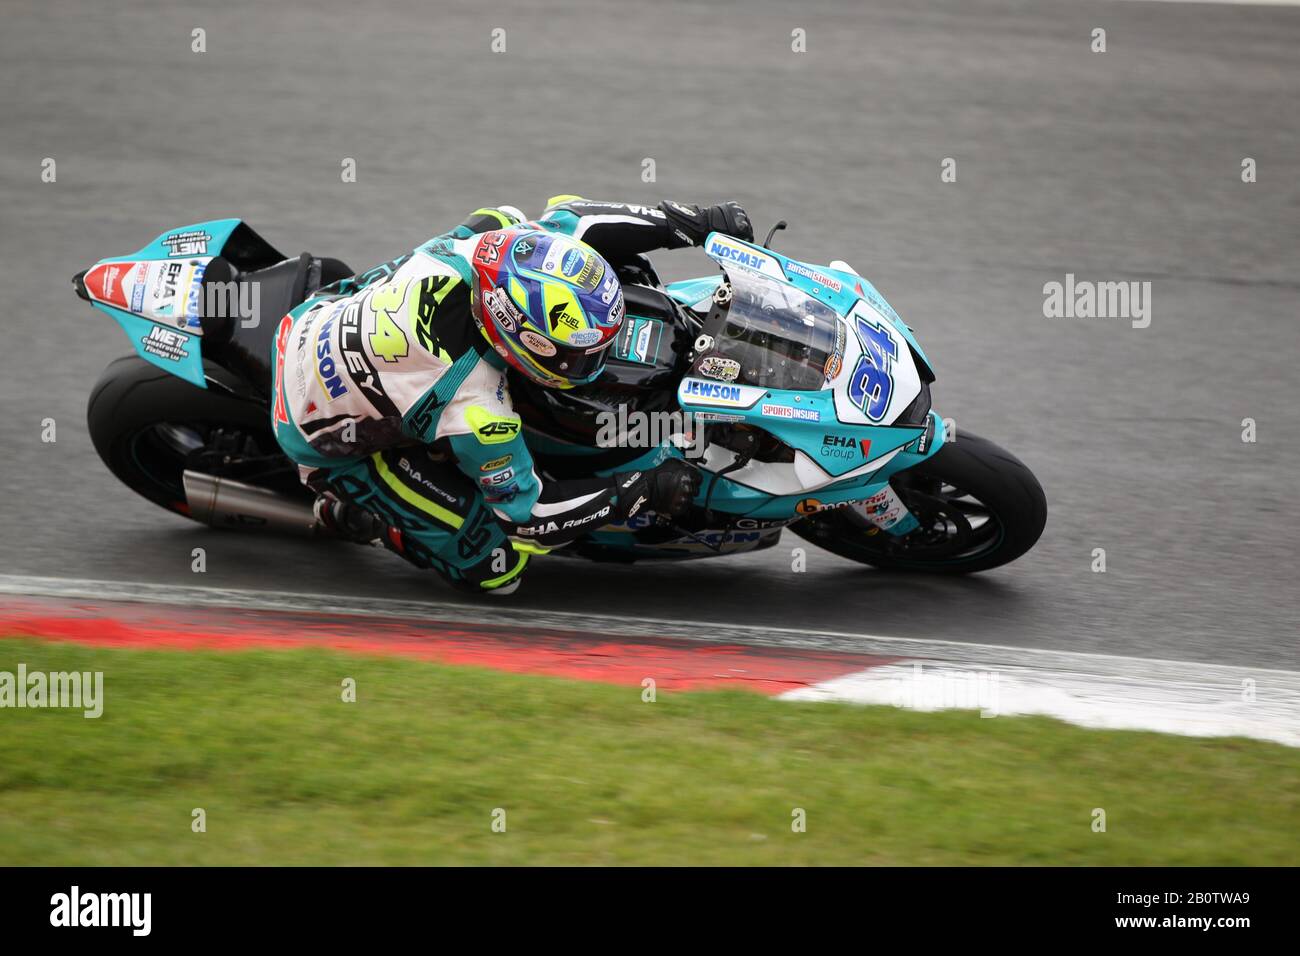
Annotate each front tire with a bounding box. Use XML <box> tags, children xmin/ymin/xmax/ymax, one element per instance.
<box><xmin>789</xmin><ymin>431</ymin><xmax>1047</xmax><ymax>574</ymax></box>
<box><xmin>87</xmin><ymin>355</ymin><xmax>304</xmax><ymax>519</ymax></box>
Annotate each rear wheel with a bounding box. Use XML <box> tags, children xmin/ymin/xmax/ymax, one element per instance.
<box><xmin>789</xmin><ymin>431</ymin><xmax>1047</xmax><ymax>573</ymax></box>
<box><xmin>87</xmin><ymin>355</ymin><xmax>307</xmax><ymax>520</ymax></box>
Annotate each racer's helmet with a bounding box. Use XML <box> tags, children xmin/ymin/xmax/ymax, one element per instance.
<box><xmin>470</xmin><ymin>228</ymin><xmax>626</xmax><ymax>389</ymax></box>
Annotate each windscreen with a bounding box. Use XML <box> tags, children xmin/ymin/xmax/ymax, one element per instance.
<box><xmin>695</xmin><ymin>268</ymin><xmax>842</xmax><ymax>391</ymax></box>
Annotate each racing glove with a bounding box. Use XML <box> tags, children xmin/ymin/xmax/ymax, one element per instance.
<box><xmin>660</xmin><ymin>200</ymin><xmax>754</xmax><ymax>247</ymax></box>
<box><xmin>612</xmin><ymin>459</ymin><xmax>702</xmax><ymax>521</ymax></box>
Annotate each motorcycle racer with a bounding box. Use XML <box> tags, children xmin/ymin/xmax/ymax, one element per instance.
<box><xmin>270</xmin><ymin>197</ymin><xmax>754</xmax><ymax>595</ymax></box>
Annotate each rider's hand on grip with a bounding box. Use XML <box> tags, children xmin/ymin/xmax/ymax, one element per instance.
<box><xmin>613</xmin><ymin>459</ymin><xmax>701</xmax><ymax>521</ymax></box>
<box><xmin>661</xmin><ymin>200</ymin><xmax>754</xmax><ymax>246</ymax></box>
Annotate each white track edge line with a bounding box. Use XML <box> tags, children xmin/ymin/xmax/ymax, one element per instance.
<box><xmin>4</xmin><ymin>574</ymin><xmax>1298</xmax><ymax>746</ymax></box>
<box><xmin>0</xmin><ymin>573</ymin><xmax>1296</xmax><ymax>683</ymax></box>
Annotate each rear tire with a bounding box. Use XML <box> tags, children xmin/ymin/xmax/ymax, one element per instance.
<box><xmin>788</xmin><ymin>431</ymin><xmax>1047</xmax><ymax>574</ymax></box>
<box><xmin>87</xmin><ymin>355</ymin><xmax>304</xmax><ymax>520</ymax></box>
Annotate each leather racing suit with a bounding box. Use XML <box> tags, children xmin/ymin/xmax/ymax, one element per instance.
<box><xmin>270</xmin><ymin>197</ymin><xmax>749</xmax><ymax>594</ymax></box>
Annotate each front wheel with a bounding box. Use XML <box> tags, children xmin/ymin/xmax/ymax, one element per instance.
<box><xmin>788</xmin><ymin>431</ymin><xmax>1047</xmax><ymax>574</ymax></box>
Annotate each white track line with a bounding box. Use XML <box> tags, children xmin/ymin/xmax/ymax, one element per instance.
<box><xmin>783</xmin><ymin>662</ymin><xmax>1299</xmax><ymax>747</ymax></box>
<box><xmin>2</xmin><ymin>574</ymin><xmax>1297</xmax><ymax>746</ymax></box>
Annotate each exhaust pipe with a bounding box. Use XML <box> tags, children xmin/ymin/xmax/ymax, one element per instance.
<box><xmin>183</xmin><ymin>470</ymin><xmax>320</xmax><ymax>535</ymax></box>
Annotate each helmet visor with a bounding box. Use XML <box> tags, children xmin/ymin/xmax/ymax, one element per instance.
<box><xmin>522</xmin><ymin>336</ymin><xmax>613</xmax><ymax>386</ymax></box>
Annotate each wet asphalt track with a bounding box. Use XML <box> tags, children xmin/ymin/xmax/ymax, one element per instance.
<box><xmin>0</xmin><ymin>0</ymin><xmax>1297</xmax><ymax>668</ymax></box>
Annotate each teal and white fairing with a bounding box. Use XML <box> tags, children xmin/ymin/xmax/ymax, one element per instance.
<box><xmin>585</xmin><ymin>231</ymin><xmax>946</xmax><ymax>554</ymax></box>
<box><xmin>77</xmin><ymin>218</ymin><xmax>248</xmax><ymax>388</ymax></box>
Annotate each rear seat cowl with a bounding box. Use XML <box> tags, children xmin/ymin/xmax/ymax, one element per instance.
<box><xmin>197</xmin><ymin>256</ymin><xmax>239</xmax><ymax>343</ymax></box>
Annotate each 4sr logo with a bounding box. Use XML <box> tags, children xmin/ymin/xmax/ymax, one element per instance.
<box><xmin>477</xmin><ymin>420</ymin><xmax>519</xmax><ymax>441</ymax></box>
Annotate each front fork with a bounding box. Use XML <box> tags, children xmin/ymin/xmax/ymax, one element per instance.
<box><xmin>847</xmin><ymin>410</ymin><xmax>944</xmax><ymax>537</ymax></box>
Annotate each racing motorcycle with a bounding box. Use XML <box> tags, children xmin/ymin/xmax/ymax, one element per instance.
<box><xmin>75</xmin><ymin>218</ymin><xmax>1046</xmax><ymax>574</ymax></box>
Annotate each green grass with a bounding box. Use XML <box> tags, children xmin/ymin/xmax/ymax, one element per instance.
<box><xmin>0</xmin><ymin>636</ymin><xmax>1296</xmax><ymax>865</ymax></box>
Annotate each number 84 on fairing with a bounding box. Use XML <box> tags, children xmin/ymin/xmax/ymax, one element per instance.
<box><xmin>847</xmin><ymin>312</ymin><xmax>899</xmax><ymax>423</ymax></box>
